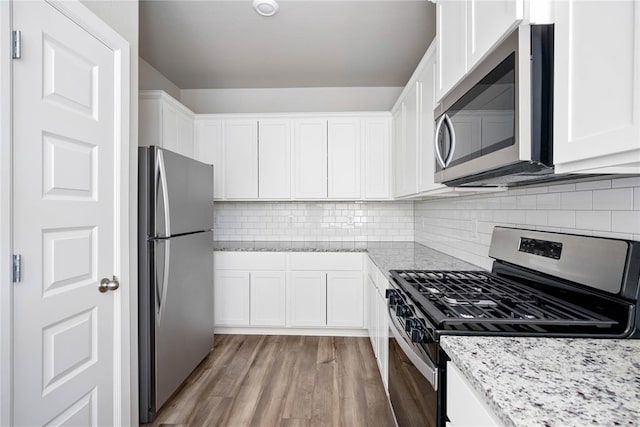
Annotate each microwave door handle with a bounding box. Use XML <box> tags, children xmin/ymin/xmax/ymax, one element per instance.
<box><xmin>434</xmin><ymin>115</ymin><xmax>447</xmax><ymax>169</ymax></box>
<box><xmin>443</xmin><ymin>114</ymin><xmax>456</xmax><ymax>167</ymax></box>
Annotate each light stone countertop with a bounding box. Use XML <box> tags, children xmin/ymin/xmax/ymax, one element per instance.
<box><xmin>212</xmin><ymin>240</ymin><xmax>480</xmax><ymax>276</ymax></box>
<box><xmin>440</xmin><ymin>336</ymin><xmax>640</xmax><ymax>427</ymax></box>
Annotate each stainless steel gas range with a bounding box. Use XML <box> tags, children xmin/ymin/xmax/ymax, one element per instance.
<box><xmin>386</xmin><ymin>227</ymin><xmax>640</xmax><ymax>427</ymax></box>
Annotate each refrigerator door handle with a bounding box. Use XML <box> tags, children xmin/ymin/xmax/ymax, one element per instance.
<box><xmin>156</xmin><ymin>150</ymin><xmax>171</xmax><ymax>238</ymax></box>
<box><xmin>155</xmin><ymin>239</ymin><xmax>171</xmax><ymax>323</ymax></box>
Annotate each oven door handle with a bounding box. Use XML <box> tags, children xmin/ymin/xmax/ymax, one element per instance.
<box><xmin>388</xmin><ymin>307</ymin><xmax>438</xmax><ymax>390</ymax></box>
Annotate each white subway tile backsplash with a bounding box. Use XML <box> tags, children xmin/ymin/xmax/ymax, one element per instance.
<box><xmin>612</xmin><ymin>176</ymin><xmax>640</xmax><ymax>188</ymax></box>
<box><xmin>536</xmin><ymin>193</ymin><xmax>561</xmax><ymax>210</ymax></box>
<box><xmin>592</xmin><ymin>188</ymin><xmax>633</xmax><ymax>210</ymax></box>
<box><xmin>575</xmin><ymin>180</ymin><xmax>611</xmax><ymax>190</ymax></box>
<box><xmin>548</xmin><ymin>211</ymin><xmax>576</xmax><ymax>228</ymax></box>
<box><xmin>612</xmin><ymin>211</ymin><xmax>640</xmax><ymax>234</ymax></box>
<box><xmin>575</xmin><ymin>211</ymin><xmax>611</xmax><ymax>231</ymax></box>
<box><xmin>561</xmin><ymin>191</ymin><xmax>592</xmax><ymax>210</ymax></box>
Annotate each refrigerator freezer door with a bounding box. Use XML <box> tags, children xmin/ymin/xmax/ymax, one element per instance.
<box><xmin>154</xmin><ymin>231</ymin><xmax>214</xmax><ymax>409</ymax></box>
<box><xmin>154</xmin><ymin>148</ymin><xmax>213</xmax><ymax>237</ymax></box>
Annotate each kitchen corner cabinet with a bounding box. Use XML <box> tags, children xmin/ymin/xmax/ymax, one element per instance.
<box><xmin>194</xmin><ymin>118</ymin><xmax>224</xmax><ymax>199</ymax></box>
<box><xmin>258</xmin><ymin>119</ymin><xmax>292</xmax><ymax>199</ymax></box>
<box><xmin>436</xmin><ymin>0</ymin><xmax>523</xmax><ymax>102</ymax></box>
<box><xmin>224</xmin><ymin>120</ymin><xmax>258</xmax><ymax>199</ymax></box>
<box><xmin>328</xmin><ymin>119</ymin><xmax>362</xmax><ymax>199</ymax></box>
<box><xmin>293</xmin><ymin>119</ymin><xmax>328</xmax><ymax>199</ymax></box>
<box><xmin>139</xmin><ymin>90</ymin><xmax>195</xmax><ymax>158</ymax></box>
<box><xmin>553</xmin><ymin>0</ymin><xmax>640</xmax><ymax>174</ymax></box>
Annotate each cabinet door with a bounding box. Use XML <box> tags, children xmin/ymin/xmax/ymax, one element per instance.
<box><xmin>177</xmin><ymin>111</ymin><xmax>194</xmax><ymax>158</ymax></box>
<box><xmin>139</xmin><ymin>97</ymin><xmax>161</xmax><ymax>147</ymax></box>
<box><xmin>363</xmin><ymin>118</ymin><xmax>391</xmax><ymax>199</ymax></box>
<box><xmin>259</xmin><ymin>119</ymin><xmax>291</xmax><ymax>199</ymax></box>
<box><xmin>554</xmin><ymin>0</ymin><xmax>640</xmax><ymax>174</ymax></box>
<box><xmin>194</xmin><ymin>119</ymin><xmax>224</xmax><ymax>199</ymax></box>
<box><xmin>437</xmin><ymin>0</ymin><xmax>467</xmax><ymax>102</ymax></box>
<box><xmin>327</xmin><ymin>271</ymin><xmax>363</xmax><ymax>328</ymax></box>
<box><xmin>224</xmin><ymin>120</ymin><xmax>258</xmax><ymax>199</ymax></box>
<box><xmin>467</xmin><ymin>0</ymin><xmax>523</xmax><ymax>68</ymax></box>
<box><xmin>162</xmin><ymin>101</ymin><xmax>180</xmax><ymax>153</ymax></box>
<box><xmin>418</xmin><ymin>53</ymin><xmax>445</xmax><ymax>193</ymax></box>
<box><xmin>289</xmin><ymin>271</ymin><xmax>327</xmax><ymax>327</ymax></box>
<box><xmin>214</xmin><ymin>270</ymin><xmax>250</xmax><ymax>326</ymax></box>
<box><xmin>293</xmin><ymin>119</ymin><xmax>327</xmax><ymax>199</ymax></box>
<box><xmin>392</xmin><ymin>105</ymin><xmax>405</xmax><ymax>197</ymax></box>
<box><xmin>367</xmin><ymin>276</ymin><xmax>377</xmax><ymax>353</ymax></box>
<box><xmin>250</xmin><ymin>271</ymin><xmax>286</xmax><ymax>327</ymax></box>
<box><xmin>403</xmin><ymin>84</ymin><xmax>419</xmax><ymax>196</ymax></box>
<box><xmin>376</xmin><ymin>289</ymin><xmax>389</xmax><ymax>390</ymax></box>
<box><xmin>447</xmin><ymin>362</ymin><xmax>500</xmax><ymax>426</ymax></box>
<box><xmin>328</xmin><ymin>118</ymin><xmax>361</xmax><ymax>199</ymax></box>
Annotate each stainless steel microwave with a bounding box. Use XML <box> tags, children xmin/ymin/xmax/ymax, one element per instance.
<box><xmin>434</xmin><ymin>25</ymin><xmax>554</xmax><ymax>187</ymax></box>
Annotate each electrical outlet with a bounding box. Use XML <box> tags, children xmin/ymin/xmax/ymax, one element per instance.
<box><xmin>347</xmin><ymin>216</ymin><xmax>354</xmax><ymax>225</ymax></box>
<box><xmin>288</xmin><ymin>215</ymin><xmax>294</xmax><ymax>225</ymax></box>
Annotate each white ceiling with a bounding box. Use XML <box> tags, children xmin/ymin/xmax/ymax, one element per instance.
<box><xmin>140</xmin><ymin>0</ymin><xmax>436</xmax><ymax>89</ymax></box>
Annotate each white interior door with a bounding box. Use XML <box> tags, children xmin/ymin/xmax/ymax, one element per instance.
<box><xmin>12</xmin><ymin>1</ymin><xmax>122</xmax><ymax>425</ymax></box>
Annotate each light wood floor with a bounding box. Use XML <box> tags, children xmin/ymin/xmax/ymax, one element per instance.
<box><xmin>145</xmin><ymin>334</ymin><xmax>395</xmax><ymax>427</ymax></box>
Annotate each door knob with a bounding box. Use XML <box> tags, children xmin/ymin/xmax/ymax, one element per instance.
<box><xmin>99</xmin><ymin>276</ymin><xmax>120</xmax><ymax>293</ymax></box>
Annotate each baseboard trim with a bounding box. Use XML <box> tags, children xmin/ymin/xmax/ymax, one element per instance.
<box><xmin>214</xmin><ymin>327</ymin><xmax>369</xmax><ymax>337</ymax></box>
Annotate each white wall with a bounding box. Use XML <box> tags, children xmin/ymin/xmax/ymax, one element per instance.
<box><xmin>78</xmin><ymin>1</ymin><xmax>139</xmax><ymax>424</ymax></box>
<box><xmin>139</xmin><ymin>57</ymin><xmax>181</xmax><ymax>100</ymax></box>
<box><xmin>181</xmin><ymin>87</ymin><xmax>403</xmax><ymax>114</ymax></box>
<box><xmin>415</xmin><ymin>177</ymin><xmax>640</xmax><ymax>269</ymax></box>
<box><xmin>214</xmin><ymin>201</ymin><xmax>414</xmax><ymax>242</ymax></box>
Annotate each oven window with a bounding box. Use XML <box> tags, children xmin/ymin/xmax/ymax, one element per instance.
<box><xmin>436</xmin><ymin>53</ymin><xmax>516</xmax><ymax>171</ymax></box>
<box><xmin>388</xmin><ymin>336</ymin><xmax>438</xmax><ymax>427</ymax></box>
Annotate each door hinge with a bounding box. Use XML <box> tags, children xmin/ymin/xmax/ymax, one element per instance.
<box><xmin>12</xmin><ymin>30</ymin><xmax>21</xmax><ymax>59</ymax></box>
<box><xmin>12</xmin><ymin>254</ymin><xmax>22</xmax><ymax>283</ymax></box>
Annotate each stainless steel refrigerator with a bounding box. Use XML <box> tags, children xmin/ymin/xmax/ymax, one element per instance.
<box><xmin>138</xmin><ymin>146</ymin><xmax>214</xmax><ymax>423</ymax></box>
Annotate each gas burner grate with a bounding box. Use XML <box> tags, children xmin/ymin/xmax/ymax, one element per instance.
<box><xmin>390</xmin><ymin>270</ymin><xmax>618</xmax><ymax>329</ymax></box>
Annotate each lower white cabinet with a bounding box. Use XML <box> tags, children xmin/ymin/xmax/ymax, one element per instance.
<box><xmin>366</xmin><ymin>264</ymin><xmax>390</xmax><ymax>390</ymax></box>
<box><xmin>327</xmin><ymin>271</ymin><xmax>363</xmax><ymax>327</ymax></box>
<box><xmin>250</xmin><ymin>271</ymin><xmax>287</xmax><ymax>327</ymax></box>
<box><xmin>447</xmin><ymin>362</ymin><xmax>499</xmax><ymax>426</ymax></box>
<box><xmin>214</xmin><ymin>270</ymin><xmax>250</xmax><ymax>326</ymax></box>
<box><xmin>289</xmin><ymin>271</ymin><xmax>328</xmax><ymax>327</ymax></box>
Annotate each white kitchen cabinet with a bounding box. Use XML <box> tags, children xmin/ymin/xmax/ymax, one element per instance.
<box><xmin>366</xmin><ymin>274</ymin><xmax>377</xmax><ymax>350</ymax></box>
<box><xmin>328</xmin><ymin>118</ymin><xmax>361</xmax><ymax>199</ymax></box>
<box><xmin>447</xmin><ymin>362</ymin><xmax>500</xmax><ymax>426</ymax></box>
<box><xmin>250</xmin><ymin>271</ymin><xmax>287</xmax><ymax>327</ymax></box>
<box><xmin>224</xmin><ymin>119</ymin><xmax>258</xmax><ymax>199</ymax></box>
<box><xmin>554</xmin><ymin>0</ymin><xmax>640</xmax><ymax>174</ymax></box>
<box><xmin>436</xmin><ymin>0</ymin><xmax>467</xmax><ymax>101</ymax></box>
<box><xmin>258</xmin><ymin>119</ymin><xmax>292</xmax><ymax>199</ymax></box>
<box><xmin>214</xmin><ymin>270</ymin><xmax>250</xmax><ymax>326</ymax></box>
<box><xmin>327</xmin><ymin>271</ymin><xmax>363</xmax><ymax>328</ymax></box>
<box><xmin>363</xmin><ymin>118</ymin><xmax>391</xmax><ymax>199</ymax></box>
<box><xmin>293</xmin><ymin>119</ymin><xmax>328</xmax><ymax>199</ymax></box>
<box><xmin>392</xmin><ymin>105</ymin><xmax>406</xmax><ymax>197</ymax></box>
<box><xmin>194</xmin><ymin>118</ymin><xmax>224</xmax><ymax>199</ymax></box>
<box><xmin>466</xmin><ymin>0</ymin><xmax>523</xmax><ymax>68</ymax></box>
<box><xmin>376</xmin><ymin>287</ymin><xmax>389</xmax><ymax>389</ymax></box>
<box><xmin>289</xmin><ymin>271</ymin><xmax>327</xmax><ymax>327</ymax></box>
<box><xmin>140</xmin><ymin>90</ymin><xmax>195</xmax><ymax>158</ymax></box>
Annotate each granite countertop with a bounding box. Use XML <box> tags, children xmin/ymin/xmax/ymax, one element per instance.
<box><xmin>440</xmin><ymin>336</ymin><xmax>640</xmax><ymax>426</ymax></box>
<box><xmin>213</xmin><ymin>241</ymin><xmax>479</xmax><ymax>276</ymax></box>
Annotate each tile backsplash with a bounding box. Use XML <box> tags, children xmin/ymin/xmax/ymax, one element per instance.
<box><xmin>214</xmin><ymin>201</ymin><xmax>414</xmax><ymax>242</ymax></box>
<box><xmin>414</xmin><ymin>177</ymin><xmax>640</xmax><ymax>269</ymax></box>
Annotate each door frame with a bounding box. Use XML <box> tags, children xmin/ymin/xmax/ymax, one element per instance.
<box><xmin>0</xmin><ymin>1</ymin><xmax>132</xmax><ymax>425</ymax></box>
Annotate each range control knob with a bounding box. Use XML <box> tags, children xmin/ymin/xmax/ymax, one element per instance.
<box><xmin>405</xmin><ymin>317</ymin><xmax>417</xmax><ymax>332</ymax></box>
<box><xmin>385</xmin><ymin>289</ymin><xmax>398</xmax><ymax>299</ymax></box>
<box><xmin>411</xmin><ymin>327</ymin><xmax>427</xmax><ymax>344</ymax></box>
<box><xmin>396</xmin><ymin>304</ymin><xmax>413</xmax><ymax>318</ymax></box>
<box><xmin>389</xmin><ymin>294</ymin><xmax>402</xmax><ymax>306</ymax></box>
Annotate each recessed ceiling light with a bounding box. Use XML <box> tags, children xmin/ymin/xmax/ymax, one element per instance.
<box><xmin>253</xmin><ymin>0</ymin><xmax>279</xmax><ymax>17</ymax></box>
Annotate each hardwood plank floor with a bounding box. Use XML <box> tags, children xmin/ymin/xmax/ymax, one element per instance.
<box><xmin>145</xmin><ymin>335</ymin><xmax>395</xmax><ymax>427</ymax></box>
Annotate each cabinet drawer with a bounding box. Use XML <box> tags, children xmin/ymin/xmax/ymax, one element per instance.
<box><xmin>214</xmin><ymin>252</ymin><xmax>287</xmax><ymax>270</ymax></box>
<box><xmin>290</xmin><ymin>252</ymin><xmax>363</xmax><ymax>271</ymax></box>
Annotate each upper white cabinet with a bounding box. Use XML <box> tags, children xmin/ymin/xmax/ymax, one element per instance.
<box><xmin>140</xmin><ymin>91</ymin><xmax>195</xmax><ymax>158</ymax></box>
<box><xmin>194</xmin><ymin>118</ymin><xmax>224</xmax><ymax>199</ymax></box>
<box><xmin>436</xmin><ymin>0</ymin><xmax>467</xmax><ymax>101</ymax></box>
<box><xmin>392</xmin><ymin>105</ymin><xmax>406</xmax><ymax>197</ymax></box>
<box><xmin>224</xmin><ymin>120</ymin><xmax>258</xmax><ymax>199</ymax></box>
<box><xmin>553</xmin><ymin>0</ymin><xmax>640</xmax><ymax>174</ymax></box>
<box><xmin>258</xmin><ymin>119</ymin><xmax>292</xmax><ymax>199</ymax></box>
<box><xmin>293</xmin><ymin>119</ymin><xmax>328</xmax><ymax>199</ymax></box>
<box><xmin>363</xmin><ymin>118</ymin><xmax>391</xmax><ymax>199</ymax></box>
<box><xmin>328</xmin><ymin>118</ymin><xmax>361</xmax><ymax>199</ymax></box>
<box><xmin>436</xmin><ymin>0</ymin><xmax>523</xmax><ymax>102</ymax></box>
<box><xmin>393</xmin><ymin>82</ymin><xmax>419</xmax><ymax>198</ymax></box>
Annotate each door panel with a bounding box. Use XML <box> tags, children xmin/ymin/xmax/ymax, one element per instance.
<box><xmin>293</xmin><ymin>119</ymin><xmax>327</xmax><ymax>199</ymax></box>
<box><xmin>154</xmin><ymin>232</ymin><xmax>214</xmax><ymax>409</ymax></box>
<box><xmin>258</xmin><ymin>119</ymin><xmax>291</xmax><ymax>199</ymax></box>
<box><xmin>224</xmin><ymin>120</ymin><xmax>258</xmax><ymax>199</ymax></box>
<box><xmin>327</xmin><ymin>271</ymin><xmax>363</xmax><ymax>327</ymax></box>
<box><xmin>328</xmin><ymin>119</ymin><xmax>361</xmax><ymax>199</ymax></box>
<box><xmin>12</xmin><ymin>2</ymin><xmax>117</xmax><ymax>425</ymax></box>
<box><xmin>363</xmin><ymin>118</ymin><xmax>391</xmax><ymax>199</ymax></box>
<box><xmin>250</xmin><ymin>271</ymin><xmax>286</xmax><ymax>326</ymax></box>
<box><xmin>214</xmin><ymin>271</ymin><xmax>250</xmax><ymax>326</ymax></box>
<box><xmin>289</xmin><ymin>271</ymin><xmax>326</xmax><ymax>327</ymax></box>
<box><xmin>194</xmin><ymin>119</ymin><xmax>224</xmax><ymax>199</ymax></box>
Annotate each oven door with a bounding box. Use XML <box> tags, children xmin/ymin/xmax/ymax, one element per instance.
<box><xmin>387</xmin><ymin>305</ymin><xmax>440</xmax><ymax>427</ymax></box>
